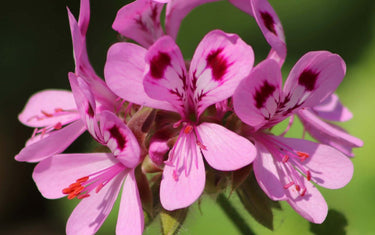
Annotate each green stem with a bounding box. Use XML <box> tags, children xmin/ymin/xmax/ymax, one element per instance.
<box><xmin>217</xmin><ymin>194</ymin><xmax>255</xmax><ymax>235</ymax></box>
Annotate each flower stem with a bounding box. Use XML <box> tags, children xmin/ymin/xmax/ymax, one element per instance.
<box><xmin>217</xmin><ymin>193</ymin><xmax>255</xmax><ymax>235</ymax></box>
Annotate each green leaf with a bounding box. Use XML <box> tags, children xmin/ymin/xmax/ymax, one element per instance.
<box><xmin>160</xmin><ymin>208</ymin><xmax>188</xmax><ymax>235</ymax></box>
<box><xmin>309</xmin><ymin>209</ymin><xmax>348</xmax><ymax>235</ymax></box>
<box><xmin>236</xmin><ymin>171</ymin><xmax>280</xmax><ymax>230</ymax></box>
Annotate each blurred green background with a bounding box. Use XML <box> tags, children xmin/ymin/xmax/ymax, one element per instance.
<box><xmin>1</xmin><ymin>0</ymin><xmax>373</xmax><ymax>234</ymax></box>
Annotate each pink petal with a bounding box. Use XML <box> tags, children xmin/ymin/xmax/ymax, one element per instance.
<box><xmin>15</xmin><ymin>120</ymin><xmax>86</xmax><ymax>163</ymax></box>
<box><xmin>165</xmin><ymin>0</ymin><xmax>219</xmax><ymax>39</ymax></box>
<box><xmin>69</xmin><ymin>73</ymin><xmax>103</xmax><ymax>142</ymax></box>
<box><xmin>282</xmin><ymin>51</ymin><xmax>346</xmax><ymax>111</ymax></box>
<box><xmin>228</xmin><ymin>0</ymin><xmax>253</xmax><ymax>16</ymax></box>
<box><xmin>18</xmin><ymin>90</ymin><xmax>80</xmax><ymax>128</ymax></box>
<box><xmin>286</xmin><ymin>178</ymin><xmax>328</xmax><ymax>224</ymax></box>
<box><xmin>233</xmin><ymin>59</ymin><xmax>282</xmax><ymax>129</ymax></box>
<box><xmin>100</xmin><ymin>111</ymin><xmax>141</xmax><ymax>168</ymax></box>
<box><xmin>250</xmin><ymin>0</ymin><xmax>286</xmax><ymax>66</ymax></box>
<box><xmin>253</xmin><ymin>141</ymin><xmax>287</xmax><ymax>200</ymax></box>
<box><xmin>143</xmin><ymin>36</ymin><xmax>188</xmax><ymax>114</ymax></box>
<box><xmin>32</xmin><ymin>153</ymin><xmax>118</xmax><ymax>199</ymax></box>
<box><xmin>196</xmin><ymin>122</ymin><xmax>256</xmax><ymax>171</ymax></box>
<box><xmin>104</xmin><ymin>42</ymin><xmax>173</xmax><ymax>111</ymax></box>
<box><xmin>160</xmin><ymin>133</ymin><xmax>206</xmax><ymax>210</ymax></box>
<box><xmin>274</xmin><ymin>136</ymin><xmax>354</xmax><ymax>189</ymax></box>
<box><xmin>77</xmin><ymin>0</ymin><xmax>90</xmax><ymax>36</ymax></box>
<box><xmin>112</xmin><ymin>0</ymin><xmax>164</xmax><ymax>48</ymax></box>
<box><xmin>116</xmin><ymin>170</ymin><xmax>144</xmax><ymax>235</ymax></box>
<box><xmin>189</xmin><ymin>30</ymin><xmax>254</xmax><ymax>115</ymax></box>
<box><xmin>312</xmin><ymin>94</ymin><xmax>353</xmax><ymax>122</ymax></box>
<box><xmin>298</xmin><ymin>109</ymin><xmax>363</xmax><ymax>157</ymax></box>
<box><xmin>66</xmin><ymin>171</ymin><xmax>126</xmax><ymax>235</ymax></box>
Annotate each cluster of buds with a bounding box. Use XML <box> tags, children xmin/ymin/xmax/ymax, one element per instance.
<box><xmin>15</xmin><ymin>0</ymin><xmax>363</xmax><ymax>234</ymax></box>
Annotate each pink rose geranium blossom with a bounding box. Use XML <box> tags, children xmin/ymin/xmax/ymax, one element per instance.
<box><xmin>233</xmin><ymin>52</ymin><xmax>354</xmax><ymax>223</ymax></box>
<box><xmin>105</xmin><ymin>29</ymin><xmax>257</xmax><ymax>210</ymax></box>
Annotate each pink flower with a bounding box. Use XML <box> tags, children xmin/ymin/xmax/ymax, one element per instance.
<box><xmin>297</xmin><ymin>94</ymin><xmax>363</xmax><ymax>157</ymax></box>
<box><xmin>33</xmin><ymin>111</ymin><xmax>143</xmax><ymax>234</ymax></box>
<box><xmin>233</xmin><ymin>54</ymin><xmax>354</xmax><ymax>223</ymax></box>
<box><xmin>105</xmin><ymin>29</ymin><xmax>257</xmax><ymax>210</ymax></box>
<box><xmin>112</xmin><ymin>0</ymin><xmax>286</xmax><ymax>64</ymax></box>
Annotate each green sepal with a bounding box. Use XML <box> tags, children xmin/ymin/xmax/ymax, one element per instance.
<box><xmin>160</xmin><ymin>208</ymin><xmax>189</xmax><ymax>235</ymax></box>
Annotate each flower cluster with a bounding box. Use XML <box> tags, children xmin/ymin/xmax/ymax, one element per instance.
<box><xmin>15</xmin><ymin>0</ymin><xmax>363</xmax><ymax>234</ymax></box>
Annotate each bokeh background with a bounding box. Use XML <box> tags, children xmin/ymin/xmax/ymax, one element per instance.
<box><xmin>1</xmin><ymin>0</ymin><xmax>374</xmax><ymax>234</ymax></box>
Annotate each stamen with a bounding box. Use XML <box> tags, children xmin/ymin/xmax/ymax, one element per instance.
<box><xmin>306</xmin><ymin>170</ymin><xmax>311</xmax><ymax>181</ymax></box>
<box><xmin>300</xmin><ymin>188</ymin><xmax>307</xmax><ymax>197</ymax></box>
<box><xmin>295</xmin><ymin>185</ymin><xmax>301</xmax><ymax>191</ymax></box>
<box><xmin>284</xmin><ymin>182</ymin><xmax>294</xmax><ymax>189</ymax></box>
<box><xmin>297</xmin><ymin>151</ymin><xmax>309</xmax><ymax>162</ymax></box>
<box><xmin>54</xmin><ymin>122</ymin><xmax>62</xmax><ymax>130</ymax></box>
<box><xmin>183</xmin><ymin>125</ymin><xmax>193</xmax><ymax>134</ymax></box>
<box><xmin>41</xmin><ymin>110</ymin><xmax>53</xmax><ymax>117</ymax></box>
<box><xmin>282</xmin><ymin>155</ymin><xmax>289</xmax><ymax>163</ymax></box>
<box><xmin>196</xmin><ymin>141</ymin><xmax>207</xmax><ymax>150</ymax></box>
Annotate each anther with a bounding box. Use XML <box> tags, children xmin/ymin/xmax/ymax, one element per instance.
<box><xmin>95</xmin><ymin>183</ymin><xmax>104</xmax><ymax>193</ymax></box>
<box><xmin>54</xmin><ymin>122</ymin><xmax>62</xmax><ymax>130</ymax></box>
<box><xmin>196</xmin><ymin>141</ymin><xmax>207</xmax><ymax>150</ymax></box>
<box><xmin>183</xmin><ymin>125</ymin><xmax>193</xmax><ymax>134</ymax></box>
<box><xmin>41</xmin><ymin>110</ymin><xmax>53</xmax><ymax>117</ymax></box>
<box><xmin>295</xmin><ymin>185</ymin><xmax>301</xmax><ymax>191</ymax></box>
<box><xmin>300</xmin><ymin>188</ymin><xmax>307</xmax><ymax>197</ymax></box>
<box><xmin>172</xmin><ymin>170</ymin><xmax>179</xmax><ymax>181</ymax></box>
<box><xmin>282</xmin><ymin>155</ymin><xmax>289</xmax><ymax>163</ymax></box>
<box><xmin>306</xmin><ymin>171</ymin><xmax>311</xmax><ymax>181</ymax></box>
<box><xmin>297</xmin><ymin>151</ymin><xmax>309</xmax><ymax>162</ymax></box>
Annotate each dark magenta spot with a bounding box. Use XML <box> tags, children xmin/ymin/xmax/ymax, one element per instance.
<box><xmin>254</xmin><ymin>81</ymin><xmax>276</xmax><ymax>108</ymax></box>
<box><xmin>87</xmin><ymin>103</ymin><xmax>95</xmax><ymax>118</ymax></box>
<box><xmin>260</xmin><ymin>11</ymin><xmax>277</xmax><ymax>35</ymax></box>
<box><xmin>298</xmin><ymin>69</ymin><xmax>319</xmax><ymax>91</ymax></box>
<box><xmin>206</xmin><ymin>48</ymin><xmax>228</xmax><ymax>81</ymax></box>
<box><xmin>109</xmin><ymin>125</ymin><xmax>126</xmax><ymax>151</ymax></box>
<box><xmin>150</xmin><ymin>52</ymin><xmax>171</xmax><ymax>79</ymax></box>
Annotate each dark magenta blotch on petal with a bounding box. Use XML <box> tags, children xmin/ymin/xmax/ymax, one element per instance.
<box><xmin>260</xmin><ymin>11</ymin><xmax>277</xmax><ymax>36</ymax></box>
<box><xmin>254</xmin><ymin>81</ymin><xmax>276</xmax><ymax>108</ymax></box>
<box><xmin>150</xmin><ymin>52</ymin><xmax>171</xmax><ymax>79</ymax></box>
<box><xmin>298</xmin><ymin>69</ymin><xmax>319</xmax><ymax>91</ymax></box>
<box><xmin>109</xmin><ymin>125</ymin><xmax>127</xmax><ymax>151</ymax></box>
<box><xmin>206</xmin><ymin>48</ymin><xmax>229</xmax><ymax>81</ymax></box>
<box><xmin>87</xmin><ymin>103</ymin><xmax>95</xmax><ymax>118</ymax></box>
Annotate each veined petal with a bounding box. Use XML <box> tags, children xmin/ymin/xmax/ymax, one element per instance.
<box><xmin>66</xmin><ymin>171</ymin><xmax>126</xmax><ymax>235</ymax></box>
<box><xmin>286</xmin><ymin>177</ymin><xmax>328</xmax><ymax>224</ymax></box>
<box><xmin>165</xmin><ymin>0</ymin><xmax>219</xmax><ymax>40</ymax></box>
<box><xmin>196</xmin><ymin>122</ymin><xmax>256</xmax><ymax>171</ymax></box>
<box><xmin>32</xmin><ymin>153</ymin><xmax>118</xmax><ymax>199</ymax></box>
<box><xmin>233</xmin><ymin>59</ymin><xmax>282</xmax><ymax>129</ymax></box>
<box><xmin>273</xmin><ymin>136</ymin><xmax>354</xmax><ymax>189</ymax></box>
<box><xmin>160</xmin><ymin>132</ymin><xmax>205</xmax><ymax>210</ymax></box>
<box><xmin>250</xmin><ymin>0</ymin><xmax>286</xmax><ymax>66</ymax></box>
<box><xmin>18</xmin><ymin>90</ymin><xmax>79</xmax><ymax>128</ymax></box>
<box><xmin>144</xmin><ymin>36</ymin><xmax>188</xmax><ymax>114</ymax></box>
<box><xmin>282</xmin><ymin>51</ymin><xmax>346</xmax><ymax>112</ymax></box>
<box><xmin>298</xmin><ymin>109</ymin><xmax>363</xmax><ymax>157</ymax></box>
<box><xmin>100</xmin><ymin>111</ymin><xmax>141</xmax><ymax>168</ymax></box>
<box><xmin>312</xmin><ymin>94</ymin><xmax>353</xmax><ymax>122</ymax></box>
<box><xmin>104</xmin><ymin>42</ymin><xmax>173</xmax><ymax>111</ymax></box>
<box><xmin>112</xmin><ymin>0</ymin><xmax>164</xmax><ymax>48</ymax></box>
<box><xmin>116</xmin><ymin>170</ymin><xmax>144</xmax><ymax>235</ymax></box>
<box><xmin>253</xmin><ymin>141</ymin><xmax>287</xmax><ymax>200</ymax></box>
<box><xmin>15</xmin><ymin>120</ymin><xmax>86</xmax><ymax>162</ymax></box>
<box><xmin>69</xmin><ymin>73</ymin><xmax>103</xmax><ymax>142</ymax></box>
<box><xmin>190</xmin><ymin>30</ymin><xmax>254</xmax><ymax>116</ymax></box>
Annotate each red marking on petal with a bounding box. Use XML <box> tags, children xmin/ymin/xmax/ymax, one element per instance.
<box><xmin>298</xmin><ymin>69</ymin><xmax>319</xmax><ymax>91</ymax></box>
<box><xmin>55</xmin><ymin>108</ymin><xmax>64</xmax><ymax>113</ymax></box>
<box><xmin>87</xmin><ymin>103</ymin><xmax>95</xmax><ymax>118</ymax></box>
<box><xmin>54</xmin><ymin>122</ymin><xmax>62</xmax><ymax>130</ymax></box>
<box><xmin>150</xmin><ymin>52</ymin><xmax>171</xmax><ymax>79</ymax></box>
<box><xmin>41</xmin><ymin>110</ymin><xmax>53</xmax><ymax>117</ymax></box>
<box><xmin>282</xmin><ymin>155</ymin><xmax>289</xmax><ymax>163</ymax></box>
<box><xmin>173</xmin><ymin>170</ymin><xmax>179</xmax><ymax>181</ymax></box>
<box><xmin>95</xmin><ymin>183</ymin><xmax>104</xmax><ymax>193</ymax></box>
<box><xmin>260</xmin><ymin>11</ymin><xmax>277</xmax><ymax>35</ymax></box>
<box><xmin>109</xmin><ymin>125</ymin><xmax>127</xmax><ymax>151</ymax></box>
<box><xmin>254</xmin><ymin>81</ymin><xmax>276</xmax><ymax>109</ymax></box>
<box><xmin>206</xmin><ymin>48</ymin><xmax>228</xmax><ymax>81</ymax></box>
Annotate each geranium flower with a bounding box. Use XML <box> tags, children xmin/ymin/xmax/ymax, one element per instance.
<box><xmin>233</xmin><ymin>53</ymin><xmax>354</xmax><ymax>223</ymax></box>
<box><xmin>33</xmin><ymin>110</ymin><xmax>143</xmax><ymax>235</ymax></box>
<box><xmin>105</xmin><ymin>29</ymin><xmax>256</xmax><ymax>210</ymax></box>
